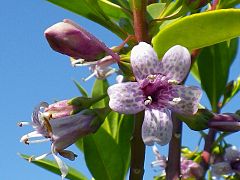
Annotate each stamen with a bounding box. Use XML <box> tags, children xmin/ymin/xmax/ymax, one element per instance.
<box><xmin>26</xmin><ymin>138</ymin><xmax>51</xmax><ymax>144</ymax></box>
<box><xmin>82</xmin><ymin>71</ymin><xmax>97</xmax><ymax>81</ymax></box>
<box><xmin>17</xmin><ymin>121</ymin><xmax>32</xmax><ymax>127</ymax></box>
<box><xmin>20</xmin><ymin>131</ymin><xmax>44</xmax><ymax>143</ymax></box>
<box><xmin>172</xmin><ymin>97</ymin><xmax>181</xmax><ymax>103</ymax></box>
<box><xmin>34</xmin><ymin>152</ymin><xmax>52</xmax><ymax>160</ymax></box>
<box><xmin>168</xmin><ymin>79</ymin><xmax>178</xmax><ymax>84</ymax></box>
<box><xmin>144</xmin><ymin>96</ymin><xmax>152</xmax><ymax>105</ymax></box>
<box><xmin>147</xmin><ymin>74</ymin><xmax>157</xmax><ymax>83</ymax></box>
<box><xmin>71</xmin><ymin>58</ymin><xmax>98</xmax><ymax>67</ymax></box>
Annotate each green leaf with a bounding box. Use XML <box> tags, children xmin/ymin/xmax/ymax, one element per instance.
<box><xmin>152</xmin><ymin>9</ymin><xmax>240</xmax><ymax>58</ymax></box>
<box><xmin>47</xmin><ymin>0</ymin><xmax>128</xmax><ymax>39</ymax></box>
<box><xmin>190</xmin><ymin>61</ymin><xmax>200</xmax><ymax>83</ymax></box>
<box><xmin>106</xmin><ymin>111</ymin><xmax>121</xmax><ymax>138</ymax></box>
<box><xmin>147</xmin><ymin>3</ymin><xmax>166</xmax><ymax>20</ymax></box>
<box><xmin>19</xmin><ymin>154</ymin><xmax>88</xmax><ymax>180</ymax></box>
<box><xmin>75</xmin><ymin>139</ymin><xmax>84</xmax><ymax>152</ymax></box>
<box><xmin>197</xmin><ymin>40</ymin><xmax>237</xmax><ymax>110</ymax></box>
<box><xmin>83</xmin><ymin>128</ymin><xmax>124</xmax><ymax>180</ymax></box>
<box><xmin>73</xmin><ymin>80</ymin><xmax>88</xmax><ymax>97</ymax></box>
<box><xmin>222</xmin><ymin>75</ymin><xmax>240</xmax><ymax>106</ymax></box>
<box><xmin>219</xmin><ymin>0</ymin><xmax>240</xmax><ymax>9</ymax></box>
<box><xmin>176</xmin><ymin>109</ymin><xmax>213</xmax><ymax>131</ymax></box>
<box><xmin>116</xmin><ymin>114</ymin><xmax>134</xmax><ymax>176</ymax></box>
<box><xmin>91</xmin><ymin>79</ymin><xmax>109</xmax><ymax>108</ymax></box>
<box><xmin>98</xmin><ymin>0</ymin><xmax>131</xmax><ymax>20</ymax></box>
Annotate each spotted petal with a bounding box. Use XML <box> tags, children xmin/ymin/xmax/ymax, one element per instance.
<box><xmin>142</xmin><ymin>108</ymin><xmax>172</xmax><ymax>146</ymax></box>
<box><xmin>166</xmin><ymin>85</ymin><xmax>202</xmax><ymax>115</ymax></box>
<box><xmin>160</xmin><ymin>45</ymin><xmax>191</xmax><ymax>83</ymax></box>
<box><xmin>211</xmin><ymin>162</ymin><xmax>233</xmax><ymax>177</ymax></box>
<box><xmin>130</xmin><ymin>42</ymin><xmax>162</xmax><ymax>81</ymax></box>
<box><xmin>224</xmin><ymin>146</ymin><xmax>240</xmax><ymax>162</ymax></box>
<box><xmin>107</xmin><ymin>82</ymin><xmax>145</xmax><ymax>114</ymax></box>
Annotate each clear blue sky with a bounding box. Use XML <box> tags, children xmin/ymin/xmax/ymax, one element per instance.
<box><xmin>1</xmin><ymin>1</ymin><xmax>239</xmax><ymax>179</ymax></box>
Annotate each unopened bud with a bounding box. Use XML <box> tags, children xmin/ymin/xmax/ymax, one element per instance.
<box><xmin>208</xmin><ymin>113</ymin><xmax>240</xmax><ymax>132</ymax></box>
<box><xmin>45</xmin><ymin>19</ymin><xmax>119</xmax><ymax>61</ymax></box>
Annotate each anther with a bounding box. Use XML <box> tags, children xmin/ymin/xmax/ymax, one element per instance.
<box><xmin>144</xmin><ymin>96</ymin><xmax>152</xmax><ymax>105</ymax></box>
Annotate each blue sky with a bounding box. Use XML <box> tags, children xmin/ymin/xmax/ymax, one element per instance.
<box><xmin>1</xmin><ymin>1</ymin><xmax>240</xmax><ymax>180</ymax></box>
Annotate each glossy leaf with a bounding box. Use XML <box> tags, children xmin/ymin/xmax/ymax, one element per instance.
<box><xmin>197</xmin><ymin>39</ymin><xmax>238</xmax><ymax>110</ymax></box>
<box><xmin>176</xmin><ymin>109</ymin><xmax>212</xmax><ymax>131</ymax></box>
<box><xmin>116</xmin><ymin>114</ymin><xmax>134</xmax><ymax>176</ymax></box>
<box><xmin>219</xmin><ymin>0</ymin><xmax>240</xmax><ymax>9</ymax></box>
<box><xmin>92</xmin><ymin>79</ymin><xmax>109</xmax><ymax>108</ymax></box>
<box><xmin>75</xmin><ymin>139</ymin><xmax>84</xmax><ymax>152</ymax></box>
<box><xmin>47</xmin><ymin>0</ymin><xmax>128</xmax><ymax>39</ymax></box>
<box><xmin>91</xmin><ymin>79</ymin><xmax>117</xmax><ymax>136</ymax></box>
<box><xmin>190</xmin><ymin>61</ymin><xmax>200</xmax><ymax>83</ymax></box>
<box><xmin>98</xmin><ymin>0</ymin><xmax>131</xmax><ymax>20</ymax></box>
<box><xmin>73</xmin><ymin>80</ymin><xmax>88</xmax><ymax>97</ymax></box>
<box><xmin>19</xmin><ymin>154</ymin><xmax>87</xmax><ymax>180</ymax></box>
<box><xmin>83</xmin><ymin>128</ymin><xmax>124</xmax><ymax>180</ymax></box>
<box><xmin>147</xmin><ymin>3</ymin><xmax>166</xmax><ymax>20</ymax></box>
<box><xmin>152</xmin><ymin>9</ymin><xmax>240</xmax><ymax>58</ymax></box>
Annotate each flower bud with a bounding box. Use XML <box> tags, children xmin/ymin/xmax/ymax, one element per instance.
<box><xmin>45</xmin><ymin>19</ymin><xmax>119</xmax><ymax>61</ymax></box>
<box><xmin>44</xmin><ymin>100</ymin><xmax>76</xmax><ymax>119</ymax></box>
<box><xmin>184</xmin><ymin>0</ymin><xmax>211</xmax><ymax>10</ymax></box>
<box><xmin>208</xmin><ymin>113</ymin><xmax>240</xmax><ymax>132</ymax></box>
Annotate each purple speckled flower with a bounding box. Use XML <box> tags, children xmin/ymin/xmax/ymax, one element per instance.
<box><xmin>212</xmin><ymin>146</ymin><xmax>240</xmax><ymax>178</ymax></box>
<box><xmin>107</xmin><ymin>42</ymin><xmax>202</xmax><ymax>145</ymax></box>
<box><xmin>19</xmin><ymin>102</ymin><xmax>103</xmax><ymax>179</ymax></box>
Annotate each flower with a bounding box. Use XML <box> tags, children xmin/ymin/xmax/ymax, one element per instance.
<box><xmin>45</xmin><ymin>19</ymin><xmax>120</xmax><ymax>81</ymax></box>
<box><xmin>19</xmin><ymin>102</ymin><xmax>105</xmax><ymax>179</ymax></box>
<box><xmin>107</xmin><ymin>42</ymin><xmax>202</xmax><ymax>145</ymax></box>
<box><xmin>151</xmin><ymin>145</ymin><xmax>203</xmax><ymax>179</ymax></box>
<box><xmin>45</xmin><ymin>19</ymin><xmax>119</xmax><ymax>62</ymax></box>
<box><xmin>212</xmin><ymin>146</ymin><xmax>240</xmax><ymax>178</ymax></box>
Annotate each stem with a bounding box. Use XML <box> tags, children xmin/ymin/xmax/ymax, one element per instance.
<box><xmin>131</xmin><ymin>0</ymin><xmax>149</xmax><ymax>42</ymax></box>
<box><xmin>129</xmin><ymin>2</ymin><xmax>148</xmax><ymax>180</ymax></box>
<box><xmin>166</xmin><ymin>113</ymin><xmax>183</xmax><ymax>180</ymax></box>
<box><xmin>200</xmin><ymin>107</ymin><xmax>220</xmax><ymax>177</ymax></box>
<box><xmin>129</xmin><ymin>111</ymin><xmax>146</xmax><ymax>180</ymax></box>
<box><xmin>211</xmin><ymin>0</ymin><xmax>220</xmax><ymax>10</ymax></box>
<box><xmin>200</xmin><ymin>129</ymin><xmax>217</xmax><ymax>174</ymax></box>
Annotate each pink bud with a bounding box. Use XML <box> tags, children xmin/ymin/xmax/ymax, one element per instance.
<box><xmin>208</xmin><ymin>113</ymin><xmax>240</xmax><ymax>132</ymax></box>
<box><xmin>44</xmin><ymin>19</ymin><xmax>119</xmax><ymax>61</ymax></box>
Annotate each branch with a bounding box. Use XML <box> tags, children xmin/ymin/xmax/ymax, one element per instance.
<box><xmin>166</xmin><ymin>113</ymin><xmax>183</xmax><ymax>180</ymax></box>
<box><xmin>129</xmin><ymin>111</ymin><xmax>146</xmax><ymax>180</ymax></box>
<box><xmin>131</xmin><ymin>0</ymin><xmax>149</xmax><ymax>42</ymax></box>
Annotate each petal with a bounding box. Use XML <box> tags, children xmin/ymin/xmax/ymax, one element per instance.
<box><xmin>52</xmin><ymin>145</ymin><xmax>69</xmax><ymax>179</ymax></box>
<box><xmin>224</xmin><ymin>146</ymin><xmax>240</xmax><ymax>162</ymax></box>
<box><xmin>130</xmin><ymin>42</ymin><xmax>162</xmax><ymax>81</ymax></box>
<box><xmin>160</xmin><ymin>45</ymin><xmax>191</xmax><ymax>83</ymax></box>
<box><xmin>211</xmin><ymin>162</ymin><xmax>233</xmax><ymax>177</ymax></box>
<box><xmin>142</xmin><ymin>108</ymin><xmax>172</xmax><ymax>146</ymax></box>
<box><xmin>107</xmin><ymin>82</ymin><xmax>145</xmax><ymax>114</ymax></box>
<box><xmin>166</xmin><ymin>85</ymin><xmax>202</xmax><ymax>115</ymax></box>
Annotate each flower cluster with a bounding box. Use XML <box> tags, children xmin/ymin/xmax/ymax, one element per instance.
<box><xmin>108</xmin><ymin>42</ymin><xmax>202</xmax><ymax>145</ymax></box>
